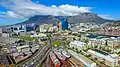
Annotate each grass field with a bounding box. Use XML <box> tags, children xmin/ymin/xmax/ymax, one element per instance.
<box><xmin>14</xmin><ymin>36</ymin><xmax>36</xmax><ymax>41</ymax></box>
<box><xmin>52</xmin><ymin>41</ymin><xmax>64</xmax><ymax>47</ymax></box>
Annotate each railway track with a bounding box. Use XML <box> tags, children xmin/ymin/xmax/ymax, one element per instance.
<box><xmin>68</xmin><ymin>59</ymin><xmax>76</xmax><ymax>67</ymax></box>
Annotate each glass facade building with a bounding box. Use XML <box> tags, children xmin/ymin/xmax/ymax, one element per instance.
<box><xmin>61</xmin><ymin>19</ymin><xmax>68</xmax><ymax>30</ymax></box>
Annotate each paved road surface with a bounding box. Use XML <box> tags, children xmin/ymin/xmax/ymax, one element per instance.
<box><xmin>16</xmin><ymin>45</ymin><xmax>48</xmax><ymax>67</ymax></box>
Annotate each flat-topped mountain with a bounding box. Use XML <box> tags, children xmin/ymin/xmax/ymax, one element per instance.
<box><xmin>13</xmin><ymin>13</ymin><xmax>114</xmax><ymax>26</ymax></box>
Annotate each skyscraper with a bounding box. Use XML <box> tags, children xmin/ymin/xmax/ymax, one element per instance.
<box><xmin>61</xmin><ymin>19</ymin><xmax>68</xmax><ymax>30</ymax></box>
<box><xmin>57</xmin><ymin>18</ymin><xmax>68</xmax><ymax>30</ymax></box>
<box><xmin>57</xmin><ymin>20</ymin><xmax>62</xmax><ymax>29</ymax></box>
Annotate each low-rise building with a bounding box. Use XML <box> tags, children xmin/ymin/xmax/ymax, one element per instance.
<box><xmin>30</xmin><ymin>48</ymin><xmax>37</xmax><ymax>53</ymax></box>
<box><xmin>19</xmin><ymin>32</ymin><xmax>27</xmax><ymax>36</ymax></box>
<box><xmin>88</xmin><ymin>49</ymin><xmax>119</xmax><ymax>67</ymax></box>
<box><xmin>39</xmin><ymin>24</ymin><xmax>53</xmax><ymax>33</ymax></box>
<box><xmin>31</xmin><ymin>33</ymin><xmax>47</xmax><ymax>38</ymax></box>
<box><xmin>66</xmin><ymin>35</ymin><xmax>80</xmax><ymax>41</ymax></box>
<box><xmin>80</xmin><ymin>35</ymin><xmax>89</xmax><ymax>42</ymax></box>
<box><xmin>0</xmin><ymin>55</ymin><xmax>9</xmax><ymax>65</ymax></box>
<box><xmin>16</xmin><ymin>45</ymin><xmax>29</xmax><ymax>52</ymax></box>
<box><xmin>21</xmin><ymin>48</ymin><xmax>30</xmax><ymax>53</ymax></box>
<box><xmin>107</xmin><ymin>38</ymin><xmax>120</xmax><ymax>49</ymax></box>
<box><xmin>68</xmin><ymin>50</ymin><xmax>96</xmax><ymax>67</ymax></box>
<box><xmin>69</xmin><ymin>41</ymin><xmax>86</xmax><ymax>51</ymax></box>
<box><xmin>11</xmin><ymin>52</ymin><xmax>24</xmax><ymax>57</ymax></box>
<box><xmin>2</xmin><ymin>27</ymin><xmax>12</xmax><ymax>33</ymax></box>
<box><xmin>70</xmin><ymin>23</ymin><xmax>99</xmax><ymax>33</ymax></box>
<box><xmin>88</xmin><ymin>38</ymin><xmax>106</xmax><ymax>46</ymax></box>
<box><xmin>23</xmin><ymin>51</ymin><xmax>32</xmax><ymax>55</ymax></box>
<box><xmin>2</xmin><ymin>33</ymin><xmax>10</xmax><ymax>37</ymax></box>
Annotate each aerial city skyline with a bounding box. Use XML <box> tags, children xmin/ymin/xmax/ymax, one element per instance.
<box><xmin>0</xmin><ymin>0</ymin><xmax>120</xmax><ymax>26</ymax></box>
<box><xmin>0</xmin><ymin>0</ymin><xmax>120</xmax><ymax>67</ymax></box>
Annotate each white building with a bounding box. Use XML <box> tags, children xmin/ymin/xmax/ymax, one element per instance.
<box><xmin>31</xmin><ymin>33</ymin><xmax>47</xmax><ymax>37</ymax></box>
<box><xmin>69</xmin><ymin>41</ymin><xmax>86</xmax><ymax>51</ymax></box>
<box><xmin>66</xmin><ymin>35</ymin><xmax>80</xmax><ymax>41</ymax></box>
<box><xmin>2</xmin><ymin>33</ymin><xmax>10</xmax><ymax>37</ymax></box>
<box><xmin>68</xmin><ymin>50</ymin><xmax>97</xmax><ymax>67</ymax></box>
<box><xmin>19</xmin><ymin>32</ymin><xmax>27</xmax><ymax>36</ymax></box>
<box><xmin>88</xmin><ymin>49</ymin><xmax>119</xmax><ymax>67</ymax></box>
<box><xmin>70</xmin><ymin>23</ymin><xmax>99</xmax><ymax>33</ymax></box>
<box><xmin>88</xmin><ymin>38</ymin><xmax>106</xmax><ymax>46</ymax></box>
<box><xmin>107</xmin><ymin>38</ymin><xmax>120</xmax><ymax>49</ymax></box>
<box><xmin>16</xmin><ymin>45</ymin><xmax>30</xmax><ymax>52</ymax></box>
<box><xmin>39</xmin><ymin>24</ymin><xmax>53</xmax><ymax>33</ymax></box>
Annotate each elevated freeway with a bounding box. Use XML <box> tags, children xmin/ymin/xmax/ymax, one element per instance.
<box><xmin>15</xmin><ymin>44</ymin><xmax>51</xmax><ymax>67</ymax></box>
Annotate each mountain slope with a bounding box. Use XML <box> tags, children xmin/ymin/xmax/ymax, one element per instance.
<box><xmin>67</xmin><ymin>13</ymin><xmax>113</xmax><ymax>24</ymax></box>
<box><xmin>14</xmin><ymin>13</ymin><xmax>114</xmax><ymax>25</ymax></box>
<box><xmin>15</xmin><ymin>15</ymin><xmax>58</xmax><ymax>25</ymax></box>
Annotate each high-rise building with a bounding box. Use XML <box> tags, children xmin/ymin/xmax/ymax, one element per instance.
<box><xmin>57</xmin><ymin>20</ymin><xmax>62</xmax><ymax>29</ymax></box>
<box><xmin>57</xmin><ymin>18</ymin><xmax>68</xmax><ymax>30</ymax></box>
<box><xmin>61</xmin><ymin>19</ymin><xmax>68</xmax><ymax>30</ymax></box>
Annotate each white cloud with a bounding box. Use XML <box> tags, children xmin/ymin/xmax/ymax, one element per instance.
<box><xmin>98</xmin><ymin>15</ymin><xmax>115</xmax><ymax>20</ymax></box>
<box><xmin>0</xmin><ymin>11</ymin><xmax>27</xmax><ymax>25</ymax></box>
<box><xmin>0</xmin><ymin>11</ymin><xmax>25</xmax><ymax>19</ymax></box>
<box><xmin>0</xmin><ymin>0</ymin><xmax>92</xmax><ymax>18</ymax></box>
<box><xmin>58</xmin><ymin>4</ymin><xmax>92</xmax><ymax>13</ymax></box>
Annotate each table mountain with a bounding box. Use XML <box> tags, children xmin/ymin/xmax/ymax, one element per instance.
<box><xmin>14</xmin><ymin>13</ymin><xmax>114</xmax><ymax>25</ymax></box>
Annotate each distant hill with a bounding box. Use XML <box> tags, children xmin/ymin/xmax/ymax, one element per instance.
<box><xmin>13</xmin><ymin>13</ymin><xmax>114</xmax><ymax>26</ymax></box>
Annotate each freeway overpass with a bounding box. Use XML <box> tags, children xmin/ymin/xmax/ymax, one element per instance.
<box><xmin>16</xmin><ymin>44</ymin><xmax>51</xmax><ymax>67</ymax></box>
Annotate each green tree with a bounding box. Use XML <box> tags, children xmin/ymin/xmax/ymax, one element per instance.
<box><xmin>76</xmin><ymin>48</ymin><xmax>78</xmax><ymax>53</ymax></box>
<box><xmin>72</xmin><ymin>47</ymin><xmax>74</xmax><ymax>50</ymax></box>
<box><xmin>0</xmin><ymin>46</ymin><xmax>2</xmax><ymax>51</ymax></box>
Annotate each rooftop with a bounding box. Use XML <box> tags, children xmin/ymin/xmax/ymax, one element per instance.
<box><xmin>88</xmin><ymin>49</ymin><xmax>119</xmax><ymax>62</ymax></box>
<box><xmin>92</xmin><ymin>49</ymin><xmax>109</xmax><ymax>55</ymax></box>
<box><xmin>70</xmin><ymin>41</ymin><xmax>86</xmax><ymax>47</ymax></box>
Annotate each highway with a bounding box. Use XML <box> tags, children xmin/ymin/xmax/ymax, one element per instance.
<box><xmin>15</xmin><ymin>37</ymin><xmax>52</xmax><ymax>67</ymax></box>
<box><xmin>15</xmin><ymin>44</ymin><xmax>51</xmax><ymax>67</ymax></box>
<box><xmin>15</xmin><ymin>45</ymin><xmax>43</xmax><ymax>67</ymax></box>
<box><xmin>15</xmin><ymin>35</ymin><xmax>81</xmax><ymax>67</ymax></box>
<box><xmin>24</xmin><ymin>45</ymin><xmax>51</xmax><ymax>67</ymax></box>
<box><xmin>39</xmin><ymin>48</ymin><xmax>51</xmax><ymax>64</ymax></box>
<box><xmin>35</xmin><ymin>48</ymin><xmax>52</xmax><ymax>66</ymax></box>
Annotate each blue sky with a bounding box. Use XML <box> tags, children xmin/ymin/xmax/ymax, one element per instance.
<box><xmin>0</xmin><ymin>0</ymin><xmax>120</xmax><ymax>26</ymax></box>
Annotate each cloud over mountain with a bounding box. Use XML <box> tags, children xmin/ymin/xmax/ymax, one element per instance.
<box><xmin>0</xmin><ymin>0</ymin><xmax>92</xmax><ymax>18</ymax></box>
<box><xmin>0</xmin><ymin>0</ymin><xmax>115</xmax><ymax>26</ymax></box>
